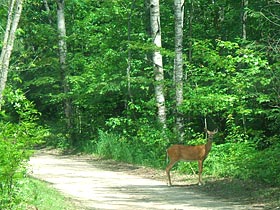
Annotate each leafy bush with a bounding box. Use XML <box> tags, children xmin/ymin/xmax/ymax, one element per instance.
<box><xmin>95</xmin><ymin>126</ymin><xmax>167</xmax><ymax>168</ymax></box>
<box><xmin>203</xmin><ymin>141</ymin><xmax>280</xmax><ymax>186</ymax></box>
<box><xmin>246</xmin><ymin>142</ymin><xmax>280</xmax><ymax>185</ymax></box>
<box><xmin>96</xmin><ymin>130</ymin><xmax>133</xmax><ymax>163</ymax></box>
<box><xmin>46</xmin><ymin>133</ymin><xmax>71</xmax><ymax>150</ymax></box>
<box><xmin>205</xmin><ymin>142</ymin><xmax>256</xmax><ymax>179</ymax></box>
<box><xmin>0</xmin><ymin>88</ymin><xmax>47</xmax><ymax>209</ymax></box>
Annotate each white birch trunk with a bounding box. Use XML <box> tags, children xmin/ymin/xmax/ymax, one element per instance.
<box><xmin>0</xmin><ymin>0</ymin><xmax>23</xmax><ymax>109</ymax></box>
<box><xmin>126</xmin><ymin>0</ymin><xmax>136</xmax><ymax>104</ymax></box>
<box><xmin>56</xmin><ymin>0</ymin><xmax>73</xmax><ymax>139</ymax></box>
<box><xmin>150</xmin><ymin>0</ymin><xmax>166</xmax><ymax>127</ymax></box>
<box><xmin>174</xmin><ymin>0</ymin><xmax>185</xmax><ymax>141</ymax></box>
<box><xmin>242</xmin><ymin>0</ymin><xmax>248</xmax><ymax>40</ymax></box>
<box><xmin>188</xmin><ymin>0</ymin><xmax>193</xmax><ymax>62</ymax></box>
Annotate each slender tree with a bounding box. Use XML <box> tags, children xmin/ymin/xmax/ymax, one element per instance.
<box><xmin>126</xmin><ymin>0</ymin><xmax>136</xmax><ymax>104</ymax></box>
<box><xmin>187</xmin><ymin>0</ymin><xmax>193</xmax><ymax>62</ymax></box>
<box><xmin>56</xmin><ymin>0</ymin><xmax>73</xmax><ymax>142</ymax></box>
<box><xmin>150</xmin><ymin>0</ymin><xmax>166</xmax><ymax>127</ymax></box>
<box><xmin>0</xmin><ymin>0</ymin><xmax>23</xmax><ymax>109</ymax></box>
<box><xmin>43</xmin><ymin>0</ymin><xmax>52</xmax><ymax>24</ymax></box>
<box><xmin>242</xmin><ymin>0</ymin><xmax>248</xmax><ymax>40</ymax></box>
<box><xmin>174</xmin><ymin>0</ymin><xmax>185</xmax><ymax>141</ymax></box>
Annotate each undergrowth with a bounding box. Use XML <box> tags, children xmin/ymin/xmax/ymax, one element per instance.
<box><xmin>83</xmin><ymin>130</ymin><xmax>280</xmax><ymax>187</ymax></box>
<box><xmin>93</xmin><ymin>130</ymin><xmax>166</xmax><ymax>168</ymax></box>
<box><xmin>0</xmin><ymin>88</ymin><xmax>48</xmax><ymax>209</ymax></box>
<box><xmin>12</xmin><ymin>178</ymin><xmax>76</xmax><ymax>210</ymax></box>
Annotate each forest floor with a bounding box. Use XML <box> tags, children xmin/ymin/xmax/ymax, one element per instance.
<box><xmin>29</xmin><ymin>149</ymin><xmax>278</xmax><ymax>210</ymax></box>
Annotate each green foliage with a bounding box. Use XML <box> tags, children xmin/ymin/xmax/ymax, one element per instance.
<box><xmin>46</xmin><ymin>133</ymin><xmax>71</xmax><ymax>150</ymax></box>
<box><xmin>0</xmin><ymin>88</ymin><xmax>47</xmax><ymax>209</ymax></box>
<box><xmin>10</xmin><ymin>178</ymin><xmax>76</xmax><ymax>210</ymax></box>
<box><xmin>205</xmin><ymin>142</ymin><xmax>255</xmax><ymax>179</ymax></box>
<box><xmin>94</xmin><ymin>126</ymin><xmax>168</xmax><ymax>168</ymax></box>
<box><xmin>246</xmin><ymin>142</ymin><xmax>280</xmax><ymax>185</ymax></box>
<box><xmin>96</xmin><ymin>130</ymin><xmax>133</xmax><ymax>163</ymax></box>
<box><xmin>204</xmin><ymin>141</ymin><xmax>280</xmax><ymax>185</ymax></box>
<box><xmin>181</xmin><ymin>39</ymin><xmax>275</xmax><ymax>146</ymax></box>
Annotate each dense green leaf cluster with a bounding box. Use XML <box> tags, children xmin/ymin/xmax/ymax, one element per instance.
<box><xmin>0</xmin><ymin>88</ymin><xmax>47</xmax><ymax>209</ymax></box>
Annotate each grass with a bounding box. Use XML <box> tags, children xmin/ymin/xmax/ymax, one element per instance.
<box><xmin>17</xmin><ymin>177</ymin><xmax>77</xmax><ymax>210</ymax></box>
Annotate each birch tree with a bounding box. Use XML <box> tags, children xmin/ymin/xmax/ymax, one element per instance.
<box><xmin>56</xmin><ymin>0</ymin><xmax>73</xmax><ymax>142</ymax></box>
<box><xmin>242</xmin><ymin>0</ymin><xmax>248</xmax><ymax>40</ymax></box>
<box><xmin>0</xmin><ymin>0</ymin><xmax>23</xmax><ymax>109</ymax></box>
<box><xmin>126</xmin><ymin>0</ymin><xmax>136</xmax><ymax>104</ymax></box>
<box><xmin>174</xmin><ymin>0</ymin><xmax>185</xmax><ymax>141</ymax></box>
<box><xmin>150</xmin><ymin>0</ymin><xmax>166</xmax><ymax>127</ymax></box>
<box><xmin>187</xmin><ymin>0</ymin><xmax>193</xmax><ymax>62</ymax></box>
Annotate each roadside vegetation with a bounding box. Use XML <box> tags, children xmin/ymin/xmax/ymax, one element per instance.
<box><xmin>9</xmin><ymin>177</ymin><xmax>76</xmax><ymax>210</ymax></box>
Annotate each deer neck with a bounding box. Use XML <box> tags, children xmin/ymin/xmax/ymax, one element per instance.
<box><xmin>205</xmin><ymin>137</ymin><xmax>213</xmax><ymax>154</ymax></box>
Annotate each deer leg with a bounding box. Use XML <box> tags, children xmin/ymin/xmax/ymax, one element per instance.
<box><xmin>198</xmin><ymin>160</ymin><xmax>203</xmax><ymax>185</ymax></box>
<box><xmin>166</xmin><ymin>160</ymin><xmax>177</xmax><ymax>186</ymax></box>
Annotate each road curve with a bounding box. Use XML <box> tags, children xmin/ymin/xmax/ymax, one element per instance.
<box><xmin>29</xmin><ymin>151</ymin><xmax>256</xmax><ymax>210</ymax></box>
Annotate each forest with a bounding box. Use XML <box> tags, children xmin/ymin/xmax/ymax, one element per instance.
<box><xmin>0</xmin><ymin>0</ymin><xmax>280</xmax><ymax>208</ymax></box>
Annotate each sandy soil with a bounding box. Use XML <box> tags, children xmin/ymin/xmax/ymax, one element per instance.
<box><xmin>29</xmin><ymin>150</ymin><xmax>262</xmax><ymax>210</ymax></box>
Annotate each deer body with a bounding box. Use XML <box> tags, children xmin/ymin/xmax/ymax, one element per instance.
<box><xmin>166</xmin><ymin>129</ymin><xmax>217</xmax><ymax>186</ymax></box>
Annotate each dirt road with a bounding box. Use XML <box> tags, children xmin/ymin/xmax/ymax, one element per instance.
<box><xmin>29</xmin><ymin>151</ymin><xmax>260</xmax><ymax>210</ymax></box>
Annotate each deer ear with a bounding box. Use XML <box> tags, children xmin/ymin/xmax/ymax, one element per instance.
<box><xmin>204</xmin><ymin>128</ymin><xmax>208</xmax><ymax>132</ymax></box>
<box><xmin>214</xmin><ymin>128</ymin><xmax>218</xmax><ymax>133</ymax></box>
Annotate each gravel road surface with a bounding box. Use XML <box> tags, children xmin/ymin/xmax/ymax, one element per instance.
<box><xmin>29</xmin><ymin>151</ymin><xmax>260</xmax><ymax>210</ymax></box>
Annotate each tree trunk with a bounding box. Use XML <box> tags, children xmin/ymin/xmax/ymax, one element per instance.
<box><xmin>56</xmin><ymin>0</ymin><xmax>73</xmax><ymax>143</ymax></box>
<box><xmin>43</xmin><ymin>0</ymin><xmax>52</xmax><ymax>24</ymax></box>
<box><xmin>126</xmin><ymin>0</ymin><xmax>136</xmax><ymax>105</ymax></box>
<box><xmin>0</xmin><ymin>0</ymin><xmax>23</xmax><ymax>109</ymax></box>
<box><xmin>188</xmin><ymin>0</ymin><xmax>193</xmax><ymax>62</ymax></box>
<box><xmin>174</xmin><ymin>0</ymin><xmax>185</xmax><ymax>141</ymax></box>
<box><xmin>241</xmin><ymin>0</ymin><xmax>248</xmax><ymax>40</ymax></box>
<box><xmin>150</xmin><ymin>0</ymin><xmax>167</xmax><ymax>127</ymax></box>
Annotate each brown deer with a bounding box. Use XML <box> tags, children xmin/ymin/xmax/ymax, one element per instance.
<box><xmin>166</xmin><ymin>128</ymin><xmax>218</xmax><ymax>186</ymax></box>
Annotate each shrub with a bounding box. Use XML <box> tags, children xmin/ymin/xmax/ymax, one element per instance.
<box><xmin>96</xmin><ymin>130</ymin><xmax>133</xmax><ymax>163</ymax></box>
<box><xmin>247</xmin><ymin>143</ymin><xmax>280</xmax><ymax>185</ymax></box>
<box><xmin>202</xmin><ymin>141</ymin><xmax>280</xmax><ymax>186</ymax></box>
<box><xmin>205</xmin><ymin>142</ymin><xmax>256</xmax><ymax>179</ymax></box>
<box><xmin>95</xmin><ymin>127</ymin><xmax>167</xmax><ymax>168</ymax></box>
<box><xmin>0</xmin><ymin>89</ymin><xmax>47</xmax><ymax>209</ymax></box>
